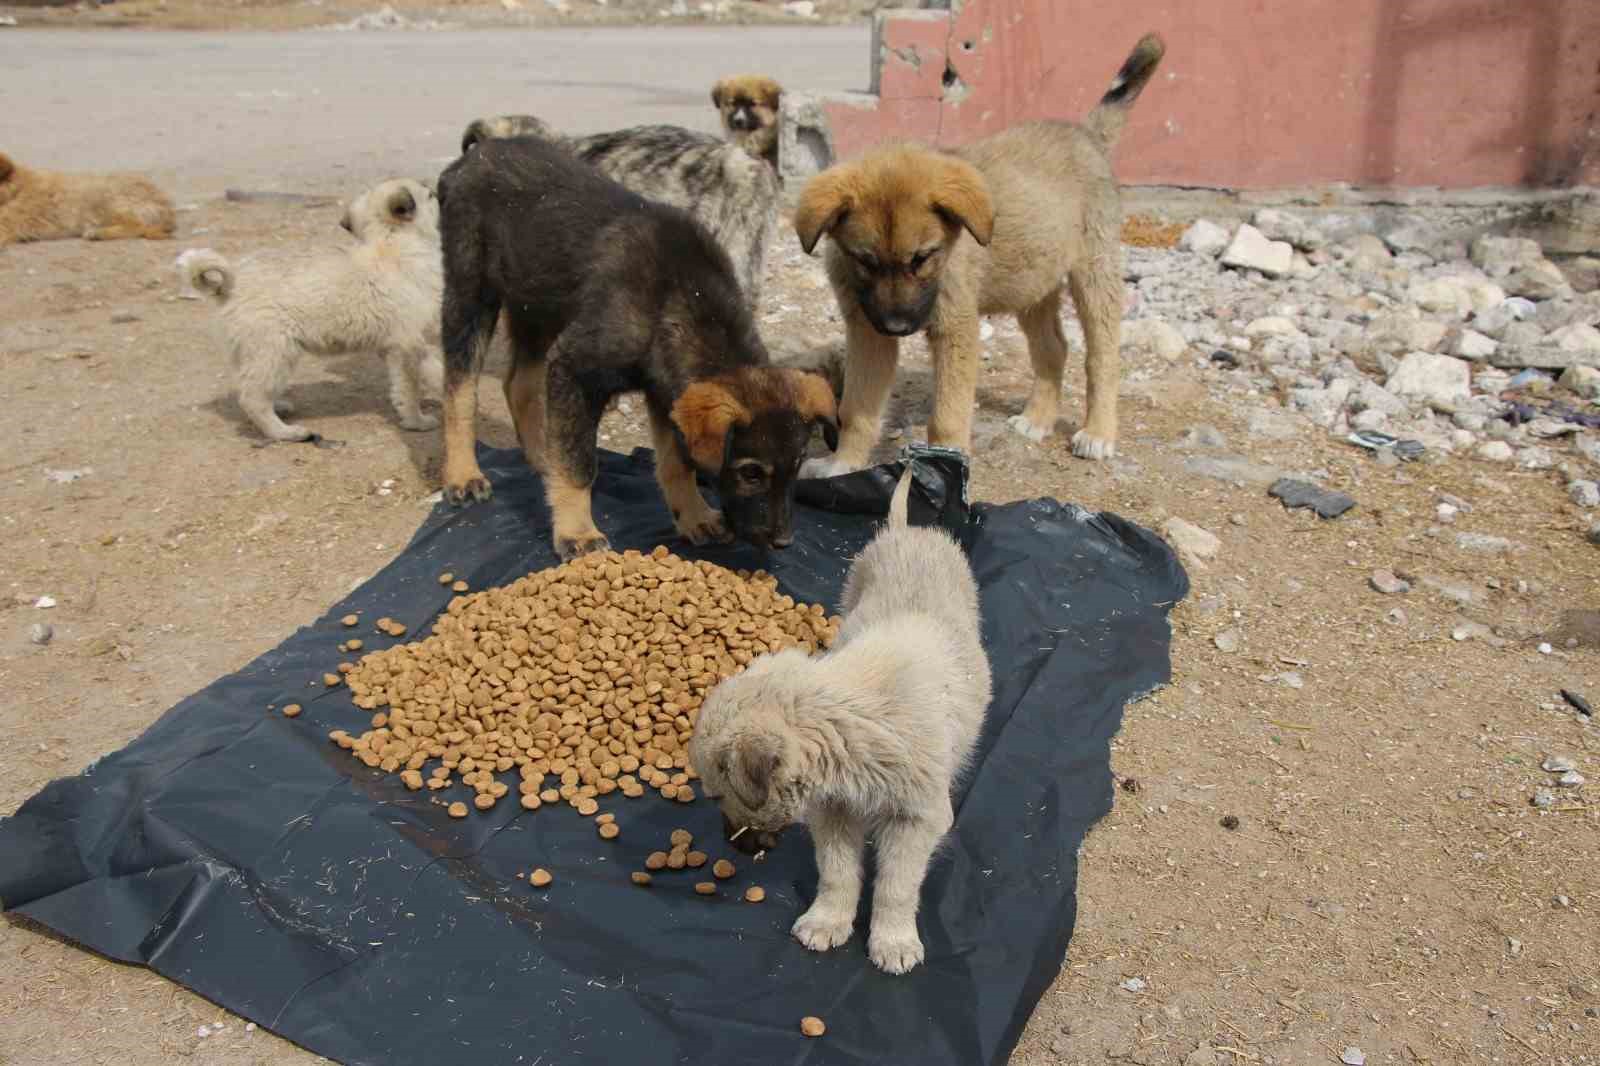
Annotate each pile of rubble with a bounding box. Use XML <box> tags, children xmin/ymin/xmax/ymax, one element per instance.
<box><xmin>1117</xmin><ymin>208</ymin><xmax>1600</xmax><ymax>545</ymax></box>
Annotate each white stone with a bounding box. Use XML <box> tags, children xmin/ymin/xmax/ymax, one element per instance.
<box><xmin>1244</xmin><ymin>316</ymin><xmax>1301</xmax><ymax>339</ymax></box>
<box><xmin>1367</xmin><ymin>313</ymin><xmax>1448</xmax><ymax>354</ymax></box>
<box><xmin>1504</xmin><ymin>259</ymin><xmax>1574</xmax><ymax>301</ymax></box>
<box><xmin>1385</xmin><ymin>352</ymin><xmax>1471</xmax><ymax>408</ymax></box>
<box><xmin>1349</xmin><ymin>379</ymin><xmax>1410</xmax><ymax>417</ymax></box>
<box><xmin>1561</xmin><ymin>256</ymin><xmax>1600</xmax><ymax>294</ymax></box>
<box><xmin>1161</xmin><ymin>518</ymin><xmax>1220</xmax><ymax>568</ymax></box>
<box><xmin>782</xmin><ymin>0</ymin><xmax>816</xmax><ymax>15</ymax></box>
<box><xmin>1469</xmin><ymin>235</ymin><xmax>1543</xmax><ymax>279</ymax></box>
<box><xmin>1446</xmin><ymin>328</ymin><xmax>1497</xmax><ymax>361</ymax></box>
<box><xmin>1178</xmin><ymin>219</ymin><xmax>1230</xmax><ymax>257</ymax></box>
<box><xmin>1569</xmin><ymin>480</ymin><xmax>1600</xmax><ymax>508</ymax></box>
<box><xmin>1409</xmin><ymin>277</ymin><xmax>1473</xmax><ymax>315</ymax></box>
<box><xmin>1561</xmin><ymin>365</ymin><xmax>1600</xmax><ymax>399</ymax></box>
<box><xmin>1476</xmin><ymin>440</ymin><xmax>1514</xmax><ymax>463</ymax></box>
<box><xmin>1220</xmin><ymin>224</ymin><xmax>1293</xmax><ymax>278</ymax></box>
<box><xmin>1548</xmin><ymin>323</ymin><xmax>1600</xmax><ymax>353</ymax></box>
<box><xmin>1123</xmin><ymin>318</ymin><xmax>1188</xmax><ymax>360</ymax></box>
<box><xmin>1252</xmin><ymin>208</ymin><xmax>1324</xmax><ymax>251</ymax></box>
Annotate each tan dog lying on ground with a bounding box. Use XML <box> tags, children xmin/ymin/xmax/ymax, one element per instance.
<box><xmin>0</xmin><ymin>151</ymin><xmax>175</xmax><ymax>246</ymax></box>
<box><xmin>792</xmin><ymin>33</ymin><xmax>1166</xmax><ymax>475</ymax></box>
<box><xmin>690</xmin><ymin>460</ymin><xmax>991</xmax><ymax>975</ymax></box>
<box><xmin>180</xmin><ymin>179</ymin><xmax>444</xmax><ymax>442</ymax></box>
<box><xmin>711</xmin><ymin>74</ymin><xmax>782</xmax><ymax>167</ymax></box>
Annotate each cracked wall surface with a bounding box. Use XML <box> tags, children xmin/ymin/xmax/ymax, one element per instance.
<box><xmin>781</xmin><ymin>0</ymin><xmax>1600</xmax><ymax>190</ymax></box>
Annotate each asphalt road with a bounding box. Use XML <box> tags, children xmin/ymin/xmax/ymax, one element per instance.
<box><xmin>1</xmin><ymin>25</ymin><xmax>869</xmax><ymax>196</ymax></box>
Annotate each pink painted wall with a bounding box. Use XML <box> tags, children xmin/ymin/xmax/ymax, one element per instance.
<box><xmin>822</xmin><ymin>0</ymin><xmax>1600</xmax><ymax>189</ymax></box>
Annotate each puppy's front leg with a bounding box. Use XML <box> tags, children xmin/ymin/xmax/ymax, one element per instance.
<box><xmin>801</xmin><ymin>308</ymin><xmax>897</xmax><ymax>479</ymax></box>
<box><xmin>926</xmin><ymin>314</ymin><xmax>981</xmax><ymax>454</ymax></box>
<box><xmin>543</xmin><ymin>361</ymin><xmax>610</xmax><ymax>561</ymax></box>
<box><xmin>866</xmin><ymin>798</ymin><xmax>953</xmax><ymax>975</ymax></box>
<box><xmin>647</xmin><ymin>403</ymin><xmax>729</xmax><ymax>546</ymax></box>
<box><xmin>792</xmin><ymin>806</ymin><xmax>865</xmax><ymax>953</ymax></box>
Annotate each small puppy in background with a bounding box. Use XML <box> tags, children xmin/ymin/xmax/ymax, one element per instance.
<box><xmin>0</xmin><ymin>151</ymin><xmax>174</xmax><ymax>245</ymax></box>
<box><xmin>794</xmin><ymin>33</ymin><xmax>1166</xmax><ymax>474</ymax></box>
<box><xmin>180</xmin><ymin>178</ymin><xmax>444</xmax><ymax>442</ymax></box>
<box><xmin>690</xmin><ymin>458</ymin><xmax>991</xmax><ymax>975</ymax></box>
<box><xmin>459</xmin><ymin>115</ymin><xmax>779</xmax><ymax>304</ymax></box>
<box><xmin>436</xmin><ymin>135</ymin><xmax>835</xmax><ymax>560</ymax></box>
<box><xmin>711</xmin><ymin>74</ymin><xmax>782</xmax><ymax>167</ymax></box>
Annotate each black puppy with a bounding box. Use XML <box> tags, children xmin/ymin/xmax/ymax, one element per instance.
<box><xmin>436</xmin><ymin>136</ymin><xmax>836</xmax><ymax>560</ymax></box>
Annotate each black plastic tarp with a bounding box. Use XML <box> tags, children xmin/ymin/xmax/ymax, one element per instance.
<box><xmin>0</xmin><ymin>445</ymin><xmax>1186</xmax><ymax>1066</ymax></box>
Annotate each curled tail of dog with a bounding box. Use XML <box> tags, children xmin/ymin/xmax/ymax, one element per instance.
<box><xmin>178</xmin><ymin>248</ymin><xmax>234</xmax><ymax>302</ymax></box>
<box><xmin>887</xmin><ymin>462</ymin><xmax>915</xmax><ymax>530</ymax></box>
<box><xmin>1084</xmin><ymin>33</ymin><xmax>1166</xmax><ymax>148</ymax></box>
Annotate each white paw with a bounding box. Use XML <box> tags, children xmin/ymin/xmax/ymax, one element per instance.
<box><xmin>1006</xmin><ymin>414</ymin><xmax>1049</xmax><ymax>443</ymax></box>
<box><xmin>400</xmin><ymin>412</ymin><xmax>440</xmax><ymax>432</ymax></box>
<box><xmin>867</xmin><ymin>927</ymin><xmax>925</xmax><ymax>975</ymax></box>
<box><xmin>799</xmin><ymin>456</ymin><xmax>858</xmax><ymax>480</ymax></box>
<box><xmin>1071</xmin><ymin>430</ymin><xmax>1117</xmax><ymax>460</ymax></box>
<box><xmin>792</xmin><ymin>907</ymin><xmax>855</xmax><ymax>952</ymax></box>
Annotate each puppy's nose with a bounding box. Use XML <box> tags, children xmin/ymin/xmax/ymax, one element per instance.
<box><xmin>731</xmin><ymin>111</ymin><xmax>755</xmax><ymax>130</ymax></box>
<box><xmin>880</xmin><ymin>315</ymin><xmax>915</xmax><ymax>336</ymax></box>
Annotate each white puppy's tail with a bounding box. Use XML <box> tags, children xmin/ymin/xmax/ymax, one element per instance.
<box><xmin>887</xmin><ymin>462</ymin><xmax>914</xmax><ymax>530</ymax></box>
<box><xmin>177</xmin><ymin>248</ymin><xmax>234</xmax><ymax>302</ymax></box>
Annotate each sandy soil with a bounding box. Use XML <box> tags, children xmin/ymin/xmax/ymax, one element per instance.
<box><xmin>1</xmin><ymin>84</ymin><xmax>1598</xmax><ymax>1066</ymax></box>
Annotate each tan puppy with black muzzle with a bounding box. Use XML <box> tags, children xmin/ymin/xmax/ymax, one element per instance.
<box><xmin>690</xmin><ymin>459</ymin><xmax>991</xmax><ymax>975</ymax></box>
<box><xmin>793</xmin><ymin>33</ymin><xmax>1165</xmax><ymax>474</ymax></box>
<box><xmin>711</xmin><ymin>74</ymin><xmax>782</xmax><ymax>167</ymax></box>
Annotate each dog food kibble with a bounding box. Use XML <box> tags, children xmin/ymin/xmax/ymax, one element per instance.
<box><xmin>281</xmin><ymin>703</ymin><xmax>303</xmax><ymax>718</ymax></box>
<box><xmin>452</xmin><ymin>580</ymin><xmax>470</xmax><ymax>593</ymax></box>
<box><xmin>438</xmin><ymin>572</ymin><xmax>454</xmax><ymax>585</ymax></box>
<box><xmin>595</xmin><ymin>813</ymin><xmax>616</xmax><ymax>825</ymax></box>
<box><xmin>474</xmin><ymin>794</ymin><xmax>496</xmax><ymax>811</ymax></box>
<box><xmin>670</xmin><ymin>829</ymin><xmax>694</xmax><ymax>848</ymax></box>
<box><xmin>800</xmin><ymin>1017</ymin><xmax>826</xmax><ymax>1038</ymax></box>
<box><xmin>598</xmin><ymin>822</ymin><xmax>620</xmax><ymax>840</ymax></box>
<box><xmin>520</xmin><ymin>793</ymin><xmax>541</xmax><ymax>810</ymax></box>
<box><xmin>685</xmin><ymin>850</ymin><xmax>707</xmax><ymax>869</ymax></box>
<box><xmin>341</xmin><ymin>614</ymin><xmax>360</xmax><ymax>627</ymax></box>
<box><xmin>694</xmin><ymin>881</ymin><xmax>716</xmax><ymax>896</ymax></box>
<box><xmin>631</xmin><ymin>871</ymin><xmax>653</xmax><ymax>886</ymax></box>
<box><xmin>323</xmin><ymin>673</ymin><xmax>341</xmax><ymax>688</ymax></box>
<box><xmin>529</xmin><ymin>868</ymin><xmax>553</xmax><ymax>888</ymax></box>
<box><xmin>712</xmin><ymin>859</ymin><xmax>736</xmax><ymax>880</ymax></box>
<box><xmin>345</xmin><ymin>639</ymin><xmax>363</xmax><ymax>652</ymax></box>
<box><xmin>645</xmin><ymin>851</ymin><xmax>669</xmax><ymax>870</ymax></box>
<box><xmin>448</xmin><ymin>802</ymin><xmax>469</xmax><ymax>818</ymax></box>
<box><xmin>328</xmin><ymin>550</ymin><xmax>840</xmax><ymax>816</ymax></box>
<box><xmin>744</xmin><ymin>886</ymin><xmax>765</xmax><ymax>903</ymax></box>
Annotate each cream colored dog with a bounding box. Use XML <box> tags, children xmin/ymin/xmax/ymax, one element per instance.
<box><xmin>0</xmin><ymin>151</ymin><xmax>175</xmax><ymax>245</ymax></box>
<box><xmin>180</xmin><ymin>179</ymin><xmax>444</xmax><ymax>442</ymax></box>
<box><xmin>690</xmin><ymin>460</ymin><xmax>991</xmax><ymax>974</ymax></box>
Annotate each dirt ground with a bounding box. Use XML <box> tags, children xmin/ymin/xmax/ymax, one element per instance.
<box><xmin>2</xmin><ymin>112</ymin><xmax>1599</xmax><ymax>1066</ymax></box>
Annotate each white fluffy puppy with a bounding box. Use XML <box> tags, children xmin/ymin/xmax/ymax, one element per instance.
<box><xmin>690</xmin><ymin>460</ymin><xmax>991</xmax><ymax>974</ymax></box>
<box><xmin>179</xmin><ymin>178</ymin><xmax>444</xmax><ymax>442</ymax></box>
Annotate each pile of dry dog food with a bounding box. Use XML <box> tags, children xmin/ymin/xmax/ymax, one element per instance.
<box><xmin>323</xmin><ymin>546</ymin><xmax>840</xmax><ymax>816</ymax></box>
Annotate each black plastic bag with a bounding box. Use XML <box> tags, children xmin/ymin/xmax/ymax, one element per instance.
<box><xmin>0</xmin><ymin>445</ymin><xmax>1186</xmax><ymax>1066</ymax></box>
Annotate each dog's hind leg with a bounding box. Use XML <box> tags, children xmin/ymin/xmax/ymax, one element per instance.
<box><xmin>542</xmin><ymin>358</ymin><xmax>610</xmax><ymax>561</ymax></box>
<box><xmin>503</xmin><ymin>355</ymin><xmax>549</xmax><ymax>475</ymax></box>
<box><xmin>386</xmin><ymin>347</ymin><xmax>439</xmax><ymax>431</ymax></box>
<box><xmin>1008</xmin><ymin>287</ymin><xmax>1069</xmax><ymax>442</ymax></box>
<box><xmin>801</xmin><ymin>307</ymin><xmax>898</xmax><ymax>479</ymax></box>
<box><xmin>440</xmin><ymin>291</ymin><xmax>499</xmax><ymax>504</ymax></box>
<box><xmin>792</xmin><ymin>805</ymin><xmax>865</xmax><ymax>954</ymax></box>
<box><xmin>236</xmin><ymin>338</ymin><xmax>312</xmax><ymax>442</ymax></box>
<box><xmin>865</xmin><ymin>797</ymin><xmax>952</xmax><ymax>975</ymax></box>
<box><xmin>926</xmin><ymin>311</ymin><xmax>982</xmax><ymax>454</ymax></box>
<box><xmin>648</xmin><ymin>402</ymin><xmax>729</xmax><ymax>546</ymax></box>
<box><xmin>1066</xmin><ymin>225</ymin><xmax>1124</xmax><ymax>460</ymax></box>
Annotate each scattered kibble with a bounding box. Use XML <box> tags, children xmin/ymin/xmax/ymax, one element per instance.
<box><xmin>712</xmin><ymin>859</ymin><xmax>736</xmax><ymax>880</ymax></box>
<box><xmin>281</xmin><ymin>703</ymin><xmax>302</xmax><ymax>718</ymax></box>
<box><xmin>474</xmin><ymin>794</ymin><xmax>496</xmax><ymax>811</ymax></box>
<box><xmin>694</xmin><ymin>881</ymin><xmax>716</xmax><ymax>896</ymax></box>
<box><xmin>452</xmin><ymin>580</ymin><xmax>469</xmax><ymax>593</ymax></box>
<box><xmin>529</xmin><ymin>868</ymin><xmax>553</xmax><ymax>888</ymax></box>
<box><xmin>322</xmin><ymin>673</ymin><xmax>341</xmax><ymax>687</ymax></box>
<box><xmin>800</xmin><ymin>1016</ymin><xmax>826</xmax><ymax>1038</ymax></box>
<box><xmin>631</xmin><ymin>871</ymin><xmax>653</xmax><ymax>886</ymax></box>
<box><xmin>598</xmin><ymin>822</ymin><xmax>620</xmax><ymax>840</ymax></box>
<box><xmin>744</xmin><ymin>886</ymin><xmax>765</xmax><ymax>903</ymax></box>
<box><xmin>341</xmin><ymin>614</ymin><xmax>359</xmax><ymax>627</ymax></box>
<box><xmin>670</xmin><ymin>829</ymin><xmax>693</xmax><ymax>848</ymax></box>
<box><xmin>645</xmin><ymin>851</ymin><xmax>668</xmax><ymax>871</ymax></box>
<box><xmin>448</xmin><ymin>802</ymin><xmax>468</xmax><ymax>818</ymax></box>
<box><xmin>685</xmin><ymin>851</ymin><xmax>707</xmax><ymax>869</ymax></box>
<box><xmin>438</xmin><ymin>572</ymin><xmax>454</xmax><ymax>585</ymax></box>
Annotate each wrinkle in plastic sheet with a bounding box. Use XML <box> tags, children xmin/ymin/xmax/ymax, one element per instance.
<box><xmin>0</xmin><ymin>445</ymin><xmax>1187</xmax><ymax>1066</ymax></box>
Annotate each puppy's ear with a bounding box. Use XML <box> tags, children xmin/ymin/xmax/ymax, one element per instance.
<box><xmin>671</xmin><ymin>380</ymin><xmax>750</xmax><ymax>471</ymax></box>
<box><xmin>339</xmin><ymin>210</ymin><xmax>353</xmax><ymax>234</ymax></box>
<box><xmin>0</xmin><ymin>153</ymin><xmax>13</xmax><ymax>184</ymax></box>
<box><xmin>794</xmin><ymin>167</ymin><xmax>853</xmax><ymax>255</ymax></box>
<box><xmin>931</xmin><ymin>157</ymin><xmax>995</xmax><ymax>247</ymax></box>
<box><xmin>779</xmin><ymin>368</ymin><xmax>839</xmax><ymax>447</ymax></box>
<box><xmin>711</xmin><ymin>80</ymin><xmax>726</xmax><ymax>108</ymax></box>
<box><xmin>387</xmin><ymin>185</ymin><xmax>417</xmax><ymax>222</ymax></box>
<box><xmin>729</xmin><ymin>734</ymin><xmax>782</xmax><ymax>811</ymax></box>
<box><xmin>460</xmin><ymin>121</ymin><xmax>485</xmax><ymax>154</ymax></box>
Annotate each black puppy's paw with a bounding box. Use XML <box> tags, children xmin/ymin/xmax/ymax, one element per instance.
<box><xmin>445</xmin><ymin>476</ymin><xmax>492</xmax><ymax>506</ymax></box>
